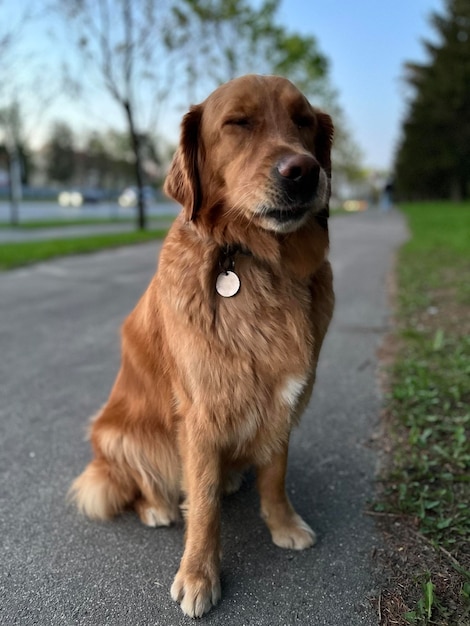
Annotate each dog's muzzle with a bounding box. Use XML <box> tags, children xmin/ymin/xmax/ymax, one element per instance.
<box><xmin>266</xmin><ymin>154</ymin><xmax>321</xmax><ymax>223</ymax></box>
<box><xmin>276</xmin><ymin>154</ymin><xmax>319</xmax><ymax>200</ymax></box>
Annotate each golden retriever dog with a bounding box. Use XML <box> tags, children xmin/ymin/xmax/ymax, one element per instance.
<box><xmin>70</xmin><ymin>74</ymin><xmax>335</xmax><ymax>618</ymax></box>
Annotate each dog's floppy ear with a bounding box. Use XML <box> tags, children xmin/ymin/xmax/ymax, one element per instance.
<box><xmin>164</xmin><ymin>105</ymin><xmax>203</xmax><ymax>221</ymax></box>
<box><xmin>315</xmin><ymin>111</ymin><xmax>334</xmax><ymax>177</ymax></box>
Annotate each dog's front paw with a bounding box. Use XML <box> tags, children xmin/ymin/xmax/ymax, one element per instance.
<box><xmin>270</xmin><ymin>514</ymin><xmax>317</xmax><ymax>550</ymax></box>
<box><xmin>171</xmin><ymin>567</ymin><xmax>221</xmax><ymax>618</ymax></box>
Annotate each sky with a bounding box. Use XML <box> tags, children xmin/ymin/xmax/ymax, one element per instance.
<box><xmin>2</xmin><ymin>0</ymin><xmax>443</xmax><ymax>172</ymax></box>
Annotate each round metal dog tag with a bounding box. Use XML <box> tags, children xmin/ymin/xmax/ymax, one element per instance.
<box><xmin>216</xmin><ymin>271</ymin><xmax>240</xmax><ymax>297</ymax></box>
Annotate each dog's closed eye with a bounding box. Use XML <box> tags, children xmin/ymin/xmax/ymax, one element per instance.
<box><xmin>293</xmin><ymin>114</ymin><xmax>315</xmax><ymax>129</ymax></box>
<box><xmin>223</xmin><ymin>116</ymin><xmax>252</xmax><ymax>129</ymax></box>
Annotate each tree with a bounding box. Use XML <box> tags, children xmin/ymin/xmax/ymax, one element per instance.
<box><xmin>395</xmin><ymin>0</ymin><xmax>470</xmax><ymax>200</ymax></box>
<box><xmin>0</xmin><ymin>2</ymin><xmax>58</xmax><ymax>223</ymax></box>
<box><xmin>169</xmin><ymin>1</ymin><xmax>328</xmax><ymax>93</ymax></box>
<box><xmin>58</xmin><ymin>0</ymin><xmax>362</xmax><ymax>226</ymax></box>
<box><xmin>83</xmin><ymin>129</ymin><xmax>160</xmax><ymax>189</ymax></box>
<box><xmin>58</xmin><ymin>0</ymin><xmax>180</xmax><ymax>230</ymax></box>
<box><xmin>0</xmin><ymin>3</ymin><xmax>31</xmax><ymax>224</ymax></box>
<box><xmin>0</xmin><ymin>100</ymin><xmax>30</xmax><ymax>224</ymax></box>
<box><xmin>167</xmin><ymin>0</ymin><xmax>333</xmax><ymax>106</ymax></box>
<box><xmin>46</xmin><ymin>122</ymin><xmax>76</xmax><ymax>184</ymax></box>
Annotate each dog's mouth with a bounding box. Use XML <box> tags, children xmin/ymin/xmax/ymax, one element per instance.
<box><xmin>265</xmin><ymin>205</ymin><xmax>311</xmax><ymax>224</ymax></box>
<box><xmin>256</xmin><ymin>168</ymin><xmax>329</xmax><ymax>232</ymax></box>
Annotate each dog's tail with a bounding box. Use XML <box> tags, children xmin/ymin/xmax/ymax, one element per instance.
<box><xmin>68</xmin><ymin>458</ymin><xmax>136</xmax><ymax>521</ymax></box>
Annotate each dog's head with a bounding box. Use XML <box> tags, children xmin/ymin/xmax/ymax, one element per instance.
<box><xmin>164</xmin><ymin>74</ymin><xmax>334</xmax><ymax>234</ymax></box>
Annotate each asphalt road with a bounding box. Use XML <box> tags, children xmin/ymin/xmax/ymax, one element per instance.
<box><xmin>0</xmin><ymin>201</ymin><xmax>179</xmax><ymax>243</ymax></box>
<box><xmin>0</xmin><ymin>200</ymin><xmax>179</xmax><ymax>224</ymax></box>
<box><xmin>0</xmin><ymin>209</ymin><xmax>408</xmax><ymax>626</ymax></box>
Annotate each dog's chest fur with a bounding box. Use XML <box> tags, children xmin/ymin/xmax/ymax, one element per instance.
<box><xmin>156</xmin><ymin>226</ymin><xmax>316</xmax><ymax>462</ymax></box>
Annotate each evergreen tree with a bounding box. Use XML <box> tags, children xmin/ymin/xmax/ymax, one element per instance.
<box><xmin>395</xmin><ymin>0</ymin><xmax>470</xmax><ymax>200</ymax></box>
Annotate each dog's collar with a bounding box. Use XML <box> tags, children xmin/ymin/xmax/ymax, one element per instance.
<box><xmin>216</xmin><ymin>245</ymin><xmax>251</xmax><ymax>298</ymax></box>
<box><xmin>218</xmin><ymin>244</ymin><xmax>252</xmax><ymax>271</ymax></box>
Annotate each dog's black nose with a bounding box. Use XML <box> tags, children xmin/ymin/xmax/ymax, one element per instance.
<box><xmin>276</xmin><ymin>154</ymin><xmax>317</xmax><ymax>181</ymax></box>
<box><xmin>275</xmin><ymin>154</ymin><xmax>320</xmax><ymax>202</ymax></box>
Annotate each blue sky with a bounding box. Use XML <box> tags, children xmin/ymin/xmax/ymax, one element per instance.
<box><xmin>3</xmin><ymin>0</ymin><xmax>443</xmax><ymax>172</ymax></box>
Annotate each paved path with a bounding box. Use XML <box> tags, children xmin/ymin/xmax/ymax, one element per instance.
<box><xmin>0</xmin><ymin>210</ymin><xmax>408</xmax><ymax>626</ymax></box>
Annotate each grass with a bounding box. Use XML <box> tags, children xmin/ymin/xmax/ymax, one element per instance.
<box><xmin>0</xmin><ymin>228</ymin><xmax>168</xmax><ymax>270</ymax></box>
<box><xmin>376</xmin><ymin>201</ymin><xmax>470</xmax><ymax>625</ymax></box>
<box><xmin>0</xmin><ymin>215</ymin><xmax>175</xmax><ymax>229</ymax></box>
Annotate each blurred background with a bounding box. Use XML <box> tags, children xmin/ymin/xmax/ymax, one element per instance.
<box><xmin>0</xmin><ymin>0</ymin><xmax>468</xmax><ymax>228</ymax></box>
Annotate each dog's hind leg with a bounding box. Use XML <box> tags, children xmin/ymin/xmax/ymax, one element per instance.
<box><xmin>124</xmin><ymin>430</ymin><xmax>181</xmax><ymax>527</ymax></box>
<box><xmin>69</xmin><ymin>456</ymin><xmax>137</xmax><ymax>521</ymax></box>
<box><xmin>70</xmin><ymin>400</ymin><xmax>181</xmax><ymax>525</ymax></box>
<box><xmin>222</xmin><ymin>467</ymin><xmax>244</xmax><ymax>496</ymax></box>
<box><xmin>132</xmin><ymin>466</ymin><xmax>180</xmax><ymax>528</ymax></box>
<box><xmin>134</xmin><ymin>495</ymin><xmax>177</xmax><ymax>527</ymax></box>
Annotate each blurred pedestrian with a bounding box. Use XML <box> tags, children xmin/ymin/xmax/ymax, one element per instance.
<box><xmin>380</xmin><ymin>180</ymin><xmax>394</xmax><ymax>211</ymax></box>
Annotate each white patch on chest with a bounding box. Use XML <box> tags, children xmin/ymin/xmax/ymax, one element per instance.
<box><xmin>279</xmin><ymin>376</ymin><xmax>307</xmax><ymax>410</ymax></box>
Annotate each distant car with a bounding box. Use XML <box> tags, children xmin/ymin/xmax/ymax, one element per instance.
<box><xmin>342</xmin><ymin>199</ymin><xmax>368</xmax><ymax>212</ymax></box>
<box><xmin>118</xmin><ymin>186</ymin><xmax>156</xmax><ymax>208</ymax></box>
<box><xmin>58</xmin><ymin>188</ymin><xmax>105</xmax><ymax>207</ymax></box>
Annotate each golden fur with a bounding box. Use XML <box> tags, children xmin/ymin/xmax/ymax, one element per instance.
<box><xmin>70</xmin><ymin>74</ymin><xmax>335</xmax><ymax>618</ymax></box>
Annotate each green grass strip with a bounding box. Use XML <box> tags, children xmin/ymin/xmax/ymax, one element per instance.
<box><xmin>0</xmin><ymin>216</ymin><xmax>175</xmax><ymax>229</ymax></box>
<box><xmin>390</xmin><ymin>202</ymin><xmax>470</xmax><ymax>547</ymax></box>
<box><xmin>400</xmin><ymin>200</ymin><xmax>470</xmax><ymax>255</ymax></box>
<box><xmin>378</xmin><ymin>201</ymin><xmax>470</xmax><ymax>623</ymax></box>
